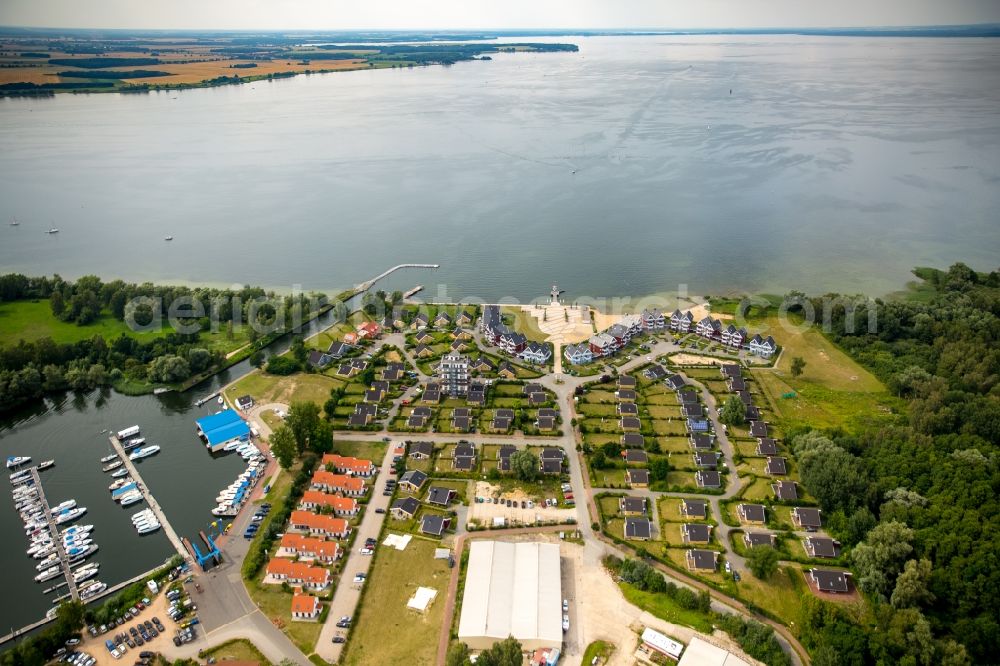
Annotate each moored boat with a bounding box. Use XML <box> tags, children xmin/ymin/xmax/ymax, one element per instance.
<box><xmin>129</xmin><ymin>445</ymin><xmax>160</xmax><ymax>461</ymax></box>
<box><xmin>100</xmin><ymin>454</ymin><xmax>119</xmax><ymax>464</ymax></box>
<box><xmin>137</xmin><ymin>522</ymin><xmax>161</xmax><ymax>534</ymax></box>
<box><xmin>111</xmin><ymin>468</ymin><xmax>129</xmax><ymax>479</ymax></box>
<box><xmin>102</xmin><ymin>460</ymin><xmax>123</xmax><ymax>472</ymax></box>
<box><xmin>6</xmin><ymin>455</ymin><xmax>31</xmax><ymax>469</ymax></box>
<box><xmin>80</xmin><ymin>580</ymin><xmax>106</xmax><ymax>600</ymax></box>
<box><xmin>50</xmin><ymin>499</ymin><xmax>76</xmax><ymax>514</ymax></box>
<box><xmin>119</xmin><ymin>492</ymin><xmax>143</xmax><ymax>507</ymax></box>
<box><xmin>55</xmin><ymin>506</ymin><xmax>87</xmax><ymax>525</ymax></box>
<box><xmin>38</xmin><ymin>460</ymin><xmax>55</xmax><ymax>471</ymax></box>
<box><xmin>35</xmin><ymin>566</ymin><xmax>61</xmax><ymax>583</ymax></box>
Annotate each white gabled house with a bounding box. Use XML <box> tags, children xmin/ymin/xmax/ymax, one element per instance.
<box><xmin>519</xmin><ymin>341</ymin><xmax>551</xmax><ymax>364</ymax></box>
<box><xmin>670</xmin><ymin>309</ymin><xmax>694</xmax><ymax>332</ymax></box>
<box><xmin>563</xmin><ymin>343</ymin><xmax>593</xmax><ymax>365</ymax></box>
<box><xmin>748</xmin><ymin>334</ymin><xmax>777</xmax><ymax>358</ymax></box>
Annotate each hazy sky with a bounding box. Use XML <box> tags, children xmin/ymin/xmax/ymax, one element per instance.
<box><xmin>2</xmin><ymin>0</ymin><xmax>998</xmax><ymax>31</ymax></box>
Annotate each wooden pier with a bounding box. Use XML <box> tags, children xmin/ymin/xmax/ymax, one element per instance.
<box><xmin>108</xmin><ymin>435</ymin><xmax>187</xmax><ymax>559</ymax></box>
<box><xmin>30</xmin><ymin>467</ymin><xmax>80</xmax><ymax>601</ymax></box>
<box><xmin>355</xmin><ymin>263</ymin><xmax>439</xmax><ymax>291</ymax></box>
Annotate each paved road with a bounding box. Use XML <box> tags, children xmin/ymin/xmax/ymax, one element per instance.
<box><xmin>313</xmin><ymin>442</ymin><xmax>398</xmax><ymax>661</ymax></box>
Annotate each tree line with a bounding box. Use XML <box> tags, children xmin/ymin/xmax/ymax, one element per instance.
<box><xmin>780</xmin><ymin>263</ymin><xmax>999</xmax><ymax>665</ymax></box>
<box><xmin>0</xmin><ymin>273</ymin><xmax>328</xmax><ymax>412</ymax></box>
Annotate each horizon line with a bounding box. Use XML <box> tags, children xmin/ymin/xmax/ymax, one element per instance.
<box><xmin>1</xmin><ymin>22</ymin><xmax>998</xmax><ymax>34</ymax></box>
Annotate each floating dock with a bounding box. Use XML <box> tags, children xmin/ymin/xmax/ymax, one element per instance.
<box><xmin>107</xmin><ymin>435</ymin><xmax>187</xmax><ymax>559</ymax></box>
<box><xmin>29</xmin><ymin>467</ymin><xmax>79</xmax><ymax>601</ymax></box>
<box><xmin>403</xmin><ymin>285</ymin><xmax>424</xmax><ymax>300</ymax></box>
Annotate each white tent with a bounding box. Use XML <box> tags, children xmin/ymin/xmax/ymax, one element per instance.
<box><xmin>457</xmin><ymin>540</ymin><xmax>562</xmax><ymax>651</ymax></box>
<box><xmin>407</xmin><ymin>586</ymin><xmax>438</xmax><ymax>612</ymax></box>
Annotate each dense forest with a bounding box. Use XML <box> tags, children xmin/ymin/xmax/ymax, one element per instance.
<box><xmin>784</xmin><ymin>263</ymin><xmax>999</xmax><ymax>665</ymax></box>
<box><xmin>0</xmin><ymin>274</ymin><xmax>329</xmax><ymax>412</ymax></box>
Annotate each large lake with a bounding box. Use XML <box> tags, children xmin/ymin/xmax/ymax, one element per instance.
<box><xmin>1</xmin><ymin>35</ymin><xmax>998</xmax><ymax>302</ymax></box>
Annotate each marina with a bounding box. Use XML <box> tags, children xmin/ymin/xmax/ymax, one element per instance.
<box><xmin>106</xmin><ymin>433</ymin><xmax>186</xmax><ymax>558</ymax></box>
<box><xmin>20</xmin><ymin>467</ymin><xmax>80</xmax><ymax>601</ymax></box>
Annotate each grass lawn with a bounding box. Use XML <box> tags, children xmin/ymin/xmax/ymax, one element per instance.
<box><xmin>341</xmin><ymin>537</ymin><xmax>451</xmax><ymax>666</ymax></box>
<box><xmin>332</xmin><ymin>439</ymin><xmax>388</xmax><ymax>463</ymax></box>
<box><xmin>747</xmin><ymin>315</ymin><xmax>897</xmax><ymax>430</ymax></box>
<box><xmin>618</xmin><ymin>582</ymin><xmax>714</xmax><ymax>633</ymax></box>
<box><xmin>225</xmin><ymin>370</ymin><xmax>345</xmax><ymax>407</ymax></box>
<box><xmin>581</xmin><ymin>640</ymin><xmax>615</xmax><ymax>665</ymax></box>
<box><xmin>735</xmin><ymin>566</ymin><xmax>808</xmax><ymax>636</ymax></box>
<box><xmin>500</xmin><ymin>306</ymin><xmax>549</xmax><ymax>343</ymax></box>
<box><xmin>0</xmin><ymin>299</ymin><xmax>169</xmax><ymax>346</ymax></box>
<box><xmin>0</xmin><ymin>298</ymin><xmax>258</xmax><ymax>355</ymax></box>
<box><xmin>201</xmin><ymin>638</ymin><xmax>273</xmax><ymax>666</ymax></box>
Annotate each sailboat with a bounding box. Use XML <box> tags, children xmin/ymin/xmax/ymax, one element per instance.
<box><xmin>9</xmin><ymin>216</ymin><xmax>19</xmax><ymax>226</ymax></box>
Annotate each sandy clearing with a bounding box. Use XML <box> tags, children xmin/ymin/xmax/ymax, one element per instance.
<box><xmin>668</xmin><ymin>353</ymin><xmax>730</xmax><ymax>366</ymax></box>
<box><xmin>74</xmin><ymin>588</ymin><xmax>185</xmax><ymax>666</ymax></box>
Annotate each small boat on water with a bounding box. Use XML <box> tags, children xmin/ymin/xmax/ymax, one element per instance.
<box><xmin>62</xmin><ymin>524</ymin><xmax>93</xmax><ymax>537</ymax></box>
<box><xmin>72</xmin><ymin>564</ymin><xmax>99</xmax><ymax>583</ymax></box>
<box><xmin>102</xmin><ymin>460</ymin><xmax>123</xmax><ymax>472</ymax></box>
<box><xmin>6</xmin><ymin>455</ymin><xmax>31</xmax><ymax>469</ymax></box>
<box><xmin>131</xmin><ymin>509</ymin><xmax>154</xmax><ymax>523</ymax></box>
<box><xmin>45</xmin><ymin>228</ymin><xmax>59</xmax><ymax>234</ymax></box>
<box><xmin>129</xmin><ymin>445</ymin><xmax>160</xmax><ymax>461</ymax></box>
<box><xmin>38</xmin><ymin>460</ymin><xmax>55</xmax><ymax>471</ymax></box>
<box><xmin>164</xmin><ymin>236</ymin><xmax>173</xmax><ymax>241</ymax></box>
<box><xmin>9</xmin><ymin>216</ymin><xmax>19</xmax><ymax>226</ymax></box>
<box><xmin>119</xmin><ymin>492</ymin><xmax>143</xmax><ymax>507</ymax></box>
<box><xmin>37</xmin><ymin>554</ymin><xmax>59</xmax><ymax>570</ymax></box>
<box><xmin>109</xmin><ymin>478</ymin><xmax>132</xmax><ymax>492</ymax></box>
<box><xmin>50</xmin><ymin>499</ymin><xmax>76</xmax><ymax>514</ymax></box>
<box><xmin>111</xmin><ymin>469</ymin><xmax>130</xmax><ymax>479</ymax></box>
<box><xmin>66</xmin><ymin>544</ymin><xmax>98</xmax><ymax>565</ymax></box>
<box><xmin>10</xmin><ymin>467</ymin><xmax>32</xmax><ymax>481</ymax></box>
<box><xmin>122</xmin><ymin>437</ymin><xmax>145</xmax><ymax>451</ymax></box>
<box><xmin>137</xmin><ymin>522</ymin><xmax>160</xmax><ymax>535</ymax></box>
<box><xmin>100</xmin><ymin>454</ymin><xmax>118</xmax><ymax>464</ymax></box>
<box><xmin>55</xmin><ymin>507</ymin><xmax>86</xmax><ymax>525</ymax></box>
<box><xmin>116</xmin><ymin>425</ymin><xmax>140</xmax><ymax>440</ymax></box>
<box><xmin>217</xmin><ymin>396</ymin><xmax>225</xmax><ymax>405</ymax></box>
<box><xmin>80</xmin><ymin>581</ymin><xmax>106</xmax><ymax>600</ymax></box>
<box><xmin>35</xmin><ymin>566</ymin><xmax>61</xmax><ymax>583</ymax></box>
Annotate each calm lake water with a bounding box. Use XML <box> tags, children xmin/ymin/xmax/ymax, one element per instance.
<box><xmin>1</xmin><ymin>35</ymin><xmax>998</xmax><ymax>302</ymax></box>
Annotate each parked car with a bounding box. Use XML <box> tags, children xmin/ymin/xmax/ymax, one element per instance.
<box><xmin>375</xmin><ymin>508</ymin><xmax>385</xmax><ymax>514</ymax></box>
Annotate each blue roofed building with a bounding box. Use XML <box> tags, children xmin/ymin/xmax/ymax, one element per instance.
<box><xmin>196</xmin><ymin>409</ymin><xmax>251</xmax><ymax>452</ymax></box>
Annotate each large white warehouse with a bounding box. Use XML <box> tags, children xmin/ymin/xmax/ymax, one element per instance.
<box><xmin>457</xmin><ymin>540</ymin><xmax>563</xmax><ymax>651</ymax></box>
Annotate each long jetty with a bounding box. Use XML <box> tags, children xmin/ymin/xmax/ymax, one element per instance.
<box><xmin>108</xmin><ymin>435</ymin><xmax>187</xmax><ymax>559</ymax></box>
<box><xmin>355</xmin><ymin>263</ymin><xmax>439</xmax><ymax>291</ymax></box>
<box><xmin>30</xmin><ymin>467</ymin><xmax>79</xmax><ymax>601</ymax></box>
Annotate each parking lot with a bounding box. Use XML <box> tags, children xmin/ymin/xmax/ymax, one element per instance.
<box><xmin>70</xmin><ymin>586</ymin><xmax>190</xmax><ymax>666</ymax></box>
<box><xmin>467</xmin><ymin>481</ymin><xmax>577</xmax><ymax>526</ymax></box>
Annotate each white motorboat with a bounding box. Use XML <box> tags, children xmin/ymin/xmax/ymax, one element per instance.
<box><xmin>45</xmin><ymin>228</ymin><xmax>59</xmax><ymax>234</ymax></box>
<box><xmin>38</xmin><ymin>460</ymin><xmax>55</xmax><ymax>471</ymax></box>
<box><xmin>137</xmin><ymin>522</ymin><xmax>161</xmax><ymax>534</ymax></box>
<box><xmin>116</xmin><ymin>425</ymin><xmax>140</xmax><ymax>440</ymax></box>
<box><xmin>119</xmin><ymin>492</ymin><xmax>143</xmax><ymax>507</ymax></box>
<box><xmin>102</xmin><ymin>460</ymin><xmax>123</xmax><ymax>472</ymax></box>
<box><xmin>100</xmin><ymin>454</ymin><xmax>119</xmax><ymax>464</ymax></box>
<box><xmin>111</xmin><ymin>468</ymin><xmax>129</xmax><ymax>479</ymax></box>
<box><xmin>131</xmin><ymin>510</ymin><xmax>154</xmax><ymax>524</ymax></box>
<box><xmin>27</xmin><ymin>541</ymin><xmax>52</xmax><ymax>556</ymax></box>
<box><xmin>129</xmin><ymin>445</ymin><xmax>160</xmax><ymax>461</ymax></box>
<box><xmin>55</xmin><ymin>507</ymin><xmax>87</xmax><ymax>525</ymax></box>
<box><xmin>80</xmin><ymin>581</ymin><xmax>106</xmax><ymax>600</ymax></box>
<box><xmin>72</xmin><ymin>564</ymin><xmax>99</xmax><ymax>583</ymax></box>
<box><xmin>6</xmin><ymin>455</ymin><xmax>31</xmax><ymax>469</ymax></box>
<box><xmin>35</xmin><ymin>566</ymin><xmax>61</xmax><ymax>583</ymax></box>
<box><xmin>67</xmin><ymin>544</ymin><xmax>98</xmax><ymax>563</ymax></box>
<box><xmin>61</xmin><ymin>524</ymin><xmax>93</xmax><ymax>537</ymax></box>
<box><xmin>37</xmin><ymin>554</ymin><xmax>59</xmax><ymax>570</ymax></box>
<box><xmin>217</xmin><ymin>396</ymin><xmax>225</xmax><ymax>405</ymax></box>
<box><xmin>65</xmin><ymin>542</ymin><xmax>97</xmax><ymax>558</ymax></box>
<box><xmin>109</xmin><ymin>477</ymin><xmax>132</xmax><ymax>491</ymax></box>
<box><xmin>50</xmin><ymin>499</ymin><xmax>77</xmax><ymax>514</ymax></box>
<box><xmin>223</xmin><ymin>441</ymin><xmax>241</xmax><ymax>452</ymax></box>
